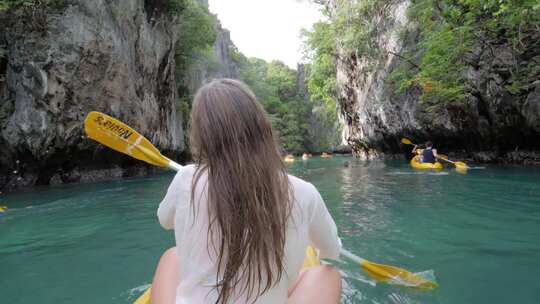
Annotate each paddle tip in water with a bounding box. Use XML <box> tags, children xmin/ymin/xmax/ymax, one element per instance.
<box><xmin>385</xmin><ymin>270</ymin><xmax>439</xmax><ymax>290</ymax></box>
<box><xmin>361</xmin><ymin>260</ymin><xmax>438</xmax><ymax>290</ymax></box>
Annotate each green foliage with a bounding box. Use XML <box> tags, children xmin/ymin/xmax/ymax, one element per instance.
<box><xmin>230</xmin><ymin>51</ymin><xmax>315</xmax><ymax>152</ymax></box>
<box><xmin>302</xmin><ymin>22</ymin><xmax>336</xmax><ymax>108</ymax></box>
<box><xmin>170</xmin><ymin>0</ymin><xmax>217</xmax><ymax>133</ymax></box>
<box><xmin>163</xmin><ymin>0</ymin><xmax>186</xmax><ymax>13</ymax></box>
<box><xmin>391</xmin><ymin>0</ymin><xmax>540</xmax><ymax>103</ymax></box>
<box><xmin>174</xmin><ymin>0</ymin><xmax>217</xmax><ymax>72</ymax></box>
<box><xmin>331</xmin><ymin>0</ymin><xmax>384</xmax><ymax>56</ymax></box>
<box><xmin>0</xmin><ymin>0</ymin><xmax>65</xmax><ymax>11</ymax></box>
<box><xmin>301</xmin><ymin>20</ymin><xmax>340</xmax><ymax>149</ymax></box>
<box><xmin>305</xmin><ymin>0</ymin><xmax>539</xmax><ymax>107</ymax></box>
<box><xmin>0</xmin><ymin>0</ymin><xmax>34</xmax><ymax>10</ymax></box>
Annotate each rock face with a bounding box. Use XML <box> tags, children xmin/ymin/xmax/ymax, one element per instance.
<box><xmin>212</xmin><ymin>22</ymin><xmax>239</xmax><ymax>79</ymax></box>
<box><xmin>0</xmin><ymin>0</ymin><xmax>183</xmax><ymax>190</ymax></box>
<box><xmin>334</xmin><ymin>0</ymin><xmax>540</xmax><ymax>162</ymax></box>
<box><xmin>184</xmin><ymin>19</ymin><xmax>238</xmax><ymax>93</ymax></box>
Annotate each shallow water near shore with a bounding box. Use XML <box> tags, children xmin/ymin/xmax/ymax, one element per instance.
<box><xmin>1</xmin><ymin>156</ymin><xmax>539</xmax><ymax>303</ymax></box>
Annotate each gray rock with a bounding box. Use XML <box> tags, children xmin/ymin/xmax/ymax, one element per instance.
<box><xmin>522</xmin><ymin>85</ymin><xmax>540</xmax><ymax>133</ymax></box>
<box><xmin>332</xmin><ymin>0</ymin><xmax>540</xmax><ymax>163</ymax></box>
<box><xmin>79</xmin><ymin>167</ymin><xmax>123</xmax><ymax>183</ymax></box>
<box><xmin>0</xmin><ymin>0</ymin><xmax>183</xmax><ymax>191</ymax></box>
<box><xmin>473</xmin><ymin>151</ymin><xmax>497</xmax><ymax>163</ymax></box>
<box><xmin>184</xmin><ymin>19</ymin><xmax>239</xmax><ymax>93</ymax></box>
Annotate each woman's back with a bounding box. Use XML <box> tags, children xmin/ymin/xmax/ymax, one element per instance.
<box><xmin>157</xmin><ymin>165</ymin><xmax>340</xmax><ymax>303</ymax></box>
<box><xmin>152</xmin><ymin>79</ymin><xmax>341</xmax><ymax>304</ymax></box>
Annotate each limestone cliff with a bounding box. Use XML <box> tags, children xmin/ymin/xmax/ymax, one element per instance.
<box><xmin>333</xmin><ymin>0</ymin><xmax>540</xmax><ymax>163</ymax></box>
<box><xmin>184</xmin><ymin>19</ymin><xmax>238</xmax><ymax>94</ymax></box>
<box><xmin>0</xmin><ymin>0</ymin><xmax>182</xmax><ymax>190</ymax></box>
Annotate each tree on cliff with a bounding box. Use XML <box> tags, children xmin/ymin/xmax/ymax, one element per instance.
<box><xmin>229</xmin><ymin>49</ymin><xmax>315</xmax><ymax>153</ymax></box>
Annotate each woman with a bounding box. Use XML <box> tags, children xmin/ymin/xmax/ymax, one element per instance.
<box><xmin>152</xmin><ymin>79</ymin><xmax>342</xmax><ymax>304</ymax></box>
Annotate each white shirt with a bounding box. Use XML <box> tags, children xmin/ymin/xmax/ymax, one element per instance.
<box><xmin>157</xmin><ymin>164</ymin><xmax>341</xmax><ymax>304</ymax></box>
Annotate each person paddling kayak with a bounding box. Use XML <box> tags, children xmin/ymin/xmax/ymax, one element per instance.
<box><xmin>151</xmin><ymin>79</ymin><xmax>342</xmax><ymax>304</ymax></box>
<box><xmin>413</xmin><ymin>141</ymin><xmax>439</xmax><ymax>163</ymax></box>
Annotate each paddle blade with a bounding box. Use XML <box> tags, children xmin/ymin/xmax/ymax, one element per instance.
<box><xmin>455</xmin><ymin>161</ymin><xmax>469</xmax><ymax>174</ymax></box>
<box><xmin>361</xmin><ymin>260</ymin><xmax>438</xmax><ymax>290</ymax></box>
<box><xmin>133</xmin><ymin>287</ymin><xmax>151</xmax><ymax>304</ymax></box>
<box><xmin>301</xmin><ymin>246</ymin><xmax>321</xmax><ymax>271</ymax></box>
<box><xmin>84</xmin><ymin>111</ymin><xmax>169</xmax><ymax>168</ymax></box>
<box><xmin>401</xmin><ymin>138</ymin><xmax>412</xmax><ymax>145</ymax></box>
<box><xmin>454</xmin><ymin>161</ymin><xmax>468</xmax><ymax>169</ymax></box>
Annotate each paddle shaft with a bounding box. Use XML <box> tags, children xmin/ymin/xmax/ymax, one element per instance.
<box><xmin>438</xmin><ymin>157</ymin><xmax>455</xmax><ymax>164</ymax></box>
<box><xmin>437</xmin><ymin>156</ymin><xmax>468</xmax><ymax>169</ymax></box>
<box><xmin>340</xmin><ymin>248</ymin><xmax>366</xmax><ymax>264</ymax></box>
<box><xmin>166</xmin><ymin>158</ymin><xmax>183</xmax><ymax>171</ymax></box>
<box><xmin>402</xmin><ymin>138</ymin><xmax>418</xmax><ymax>147</ymax></box>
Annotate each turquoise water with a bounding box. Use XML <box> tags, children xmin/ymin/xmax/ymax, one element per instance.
<box><xmin>1</xmin><ymin>156</ymin><xmax>539</xmax><ymax>303</ymax></box>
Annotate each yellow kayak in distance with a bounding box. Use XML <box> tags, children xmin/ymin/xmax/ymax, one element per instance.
<box><xmin>284</xmin><ymin>156</ymin><xmax>295</xmax><ymax>163</ymax></box>
<box><xmin>0</xmin><ymin>206</ymin><xmax>7</xmax><ymax>217</ymax></box>
<box><xmin>410</xmin><ymin>155</ymin><xmax>443</xmax><ymax>170</ymax></box>
<box><xmin>133</xmin><ymin>246</ymin><xmax>321</xmax><ymax>304</ymax></box>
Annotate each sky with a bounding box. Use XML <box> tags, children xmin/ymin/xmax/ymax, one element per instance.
<box><xmin>208</xmin><ymin>0</ymin><xmax>324</xmax><ymax>68</ymax></box>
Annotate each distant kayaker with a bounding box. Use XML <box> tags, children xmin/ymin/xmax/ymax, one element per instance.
<box><xmin>413</xmin><ymin>141</ymin><xmax>439</xmax><ymax>164</ymax></box>
<box><xmin>151</xmin><ymin>79</ymin><xmax>342</xmax><ymax>304</ymax></box>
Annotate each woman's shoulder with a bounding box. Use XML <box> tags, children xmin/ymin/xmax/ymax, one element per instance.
<box><xmin>287</xmin><ymin>175</ymin><xmax>326</xmax><ymax>224</ymax></box>
<box><xmin>176</xmin><ymin>163</ymin><xmax>198</xmax><ymax>176</ymax></box>
<box><xmin>169</xmin><ymin>164</ymin><xmax>198</xmax><ymax>187</ymax></box>
<box><xmin>287</xmin><ymin>174</ymin><xmax>320</xmax><ymax>200</ymax></box>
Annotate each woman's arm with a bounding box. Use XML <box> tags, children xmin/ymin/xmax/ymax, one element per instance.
<box><xmin>308</xmin><ymin>186</ymin><xmax>342</xmax><ymax>260</ymax></box>
<box><xmin>157</xmin><ymin>171</ymin><xmax>184</xmax><ymax>230</ymax></box>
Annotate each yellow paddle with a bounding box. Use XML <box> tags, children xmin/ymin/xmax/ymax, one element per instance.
<box><xmin>84</xmin><ymin>112</ymin><xmax>437</xmax><ymax>290</ymax></box>
<box><xmin>400</xmin><ymin>138</ymin><xmax>414</xmax><ymax>146</ymax></box>
<box><xmin>437</xmin><ymin>157</ymin><xmax>469</xmax><ymax>170</ymax></box>
<box><xmin>84</xmin><ymin>112</ymin><xmax>183</xmax><ymax>171</ymax></box>
<box><xmin>401</xmin><ymin>138</ymin><xmax>468</xmax><ymax>170</ymax></box>
<box><xmin>341</xmin><ymin>249</ymin><xmax>437</xmax><ymax>289</ymax></box>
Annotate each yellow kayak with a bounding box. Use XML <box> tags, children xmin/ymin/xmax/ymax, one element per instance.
<box><xmin>284</xmin><ymin>156</ymin><xmax>295</xmax><ymax>163</ymax></box>
<box><xmin>410</xmin><ymin>155</ymin><xmax>443</xmax><ymax>170</ymax></box>
<box><xmin>134</xmin><ymin>246</ymin><xmax>321</xmax><ymax>304</ymax></box>
<box><xmin>0</xmin><ymin>206</ymin><xmax>7</xmax><ymax>217</ymax></box>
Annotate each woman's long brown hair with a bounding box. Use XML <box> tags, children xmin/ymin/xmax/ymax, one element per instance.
<box><xmin>189</xmin><ymin>79</ymin><xmax>292</xmax><ymax>303</ymax></box>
